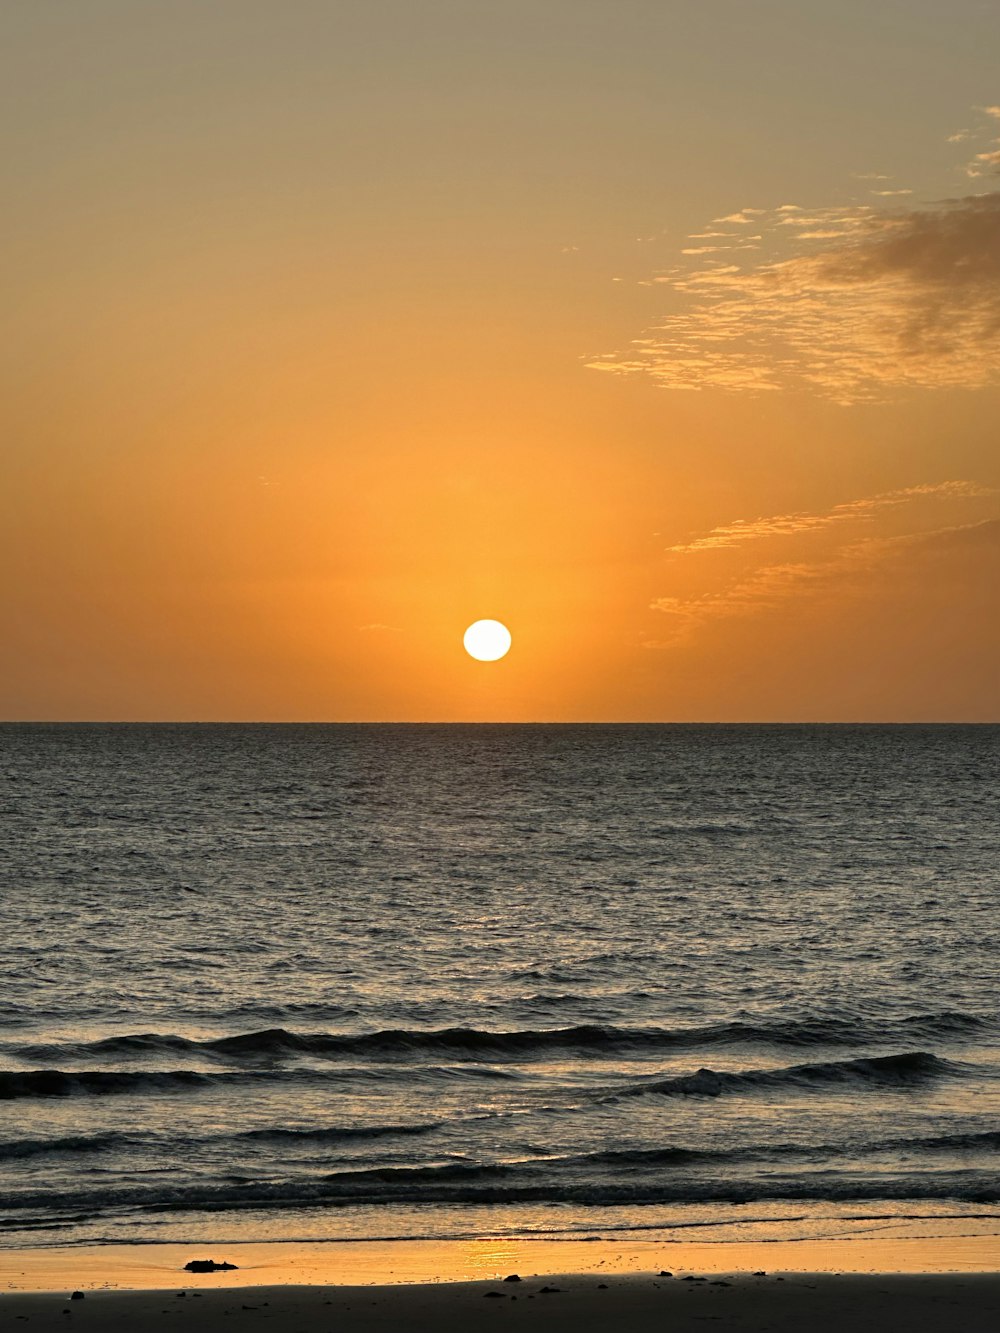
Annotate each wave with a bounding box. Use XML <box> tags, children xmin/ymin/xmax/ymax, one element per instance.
<box><xmin>3</xmin><ymin>1164</ymin><xmax>999</xmax><ymax>1219</ymax></box>
<box><xmin>895</xmin><ymin>1129</ymin><xmax>1000</xmax><ymax>1153</ymax></box>
<box><xmin>0</xmin><ymin>1069</ymin><xmax>217</xmax><ymax>1099</ymax></box>
<box><xmin>237</xmin><ymin>1122</ymin><xmax>441</xmax><ymax>1144</ymax></box>
<box><xmin>6</xmin><ymin>1125</ymin><xmax>997</xmax><ymax>1167</ymax></box>
<box><xmin>0</xmin><ymin>1039</ymin><xmax>973</xmax><ymax>1106</ymax></box>
<box><xmin>9</xmin><ymin>1011</ymin><xmax>991</xmax><ymax>1064</ymax></box>
<box><xmin>606</xmin><ymin>1051</ymin><xmax>959</xmax><ymax>1101</ymax></box>
<box><xmin>0</xmin><ymin>1063</ymin><xmax>518</xmax><ymax>1100</ymax></box>
<box><xmin>0</xmin><ymin>1121</ymin><xmax>440</xmax><ymax>1159</ymax></box>
<box><xmin>0</xmin><ymin>1133</ymin><xmax>132</xmax><ymax>1160</ymax></box>
<box><xmin>547</xmin><ymin>1128</ymin><xmax>1000</xmax><ymax>1169</ymax></box>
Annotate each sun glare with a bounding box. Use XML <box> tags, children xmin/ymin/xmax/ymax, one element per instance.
<box><xmin>463</xmin><ymin>619</ymin><xmax>512</xmax><ymax>662</ymax></box>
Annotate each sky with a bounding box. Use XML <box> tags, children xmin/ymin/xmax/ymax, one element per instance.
<box><xmin>3</xmin><ymin>0</ymin><xmax>1000</xmax><ymax>721</ymax></box>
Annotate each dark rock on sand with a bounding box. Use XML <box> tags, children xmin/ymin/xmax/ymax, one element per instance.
<box><xmin>183</xmin><ymin>1259</ymin><xmax>238</xmax><ymax>1273</ymax></box>
<box><xmin>70</xmin><ymin>1292</ymin><xmax>85</xmax><ymax>1300</ymax></box>
<box><xmin>503</xmin><ymin>1274</ymin><xmax>522</xmax><ymax>1282</ymax></box>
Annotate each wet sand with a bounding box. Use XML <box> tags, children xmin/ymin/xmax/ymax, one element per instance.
<box><xmin>4</xmin><ymin>1224</ymin><xmax>1000</xmax><ymax>1293</ymax></box>
<box><xmin>2</xmin><ymin>1230</ymin><xmax>999</xmax><ymax>1330</ymax></box>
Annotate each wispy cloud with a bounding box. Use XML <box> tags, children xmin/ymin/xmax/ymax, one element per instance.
<box><xmin>589</xmin><ymin>115</ymin><xmax>1000</xmax><ymax>403</ymax></box>
<box><xmin>646</xmin><ymin>480</ymin><xmax>999</xmax><ymax>648</ymax></box>
<box><xmin>964</xmin><ymin>105</ymin><xmax>1000</xmax><ymax>177</ymax></box>
<box><xmin>648</xmin><ymin>560</ymin><xmax>831</xmax><ymax>642</ymax></box>
<box><xmin>666</xmin><ymin>481</ymin><xmax>994</xmax><ymax>555</ymax></box>
<box><xmin>591</xmin><ymin>193</ymin><xmax>1000</xmax><ymax>402</ymax></box>
<box><xmin>647</xmin><ymin>516</ymin><xmax>1000</xmax><ymax>646</ymax></box>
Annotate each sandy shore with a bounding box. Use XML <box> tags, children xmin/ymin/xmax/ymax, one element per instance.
<box><xmin>1</xmin><ymin>1231</ymin><xmax>998</xmax><ymax>1329</ymax></box>
<box><xmin>3</xmin><ymin>1224</ymin><xmax>1000</xmax><ymax>1294</ymax></box>
<box><xmin>3</xmin><ymin>1272</ymin><xmax>1000</xmax><ymax>1333</ymax></box>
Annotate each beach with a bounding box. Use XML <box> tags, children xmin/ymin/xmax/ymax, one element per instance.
<box><xmin>3</xmin><ymin>1232</ymin><xmax>1000</xmax><ymax>1330</ymax></box>
<box><xmin>7</xmin><ymin>0</ymin><xmax>1000</xmax><ymax>1319</ymax></box>
<box><xmin>4</xmin><ymin>1275</ymin><xmax>1000</xmax><ymax>1333</ymax></box>
<box><xmin>1</xmin><ymin>1231</ymin><xmax>1000</xmax><ymax>1327</ymax></box>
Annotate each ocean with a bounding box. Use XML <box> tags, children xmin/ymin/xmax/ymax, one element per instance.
<box><xmin>1</xmin><ymin>723</ymin><xmax>999</xmax><ymax>1251</ymax></box>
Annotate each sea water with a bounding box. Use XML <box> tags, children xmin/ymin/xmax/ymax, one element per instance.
<box><xmin>1</xmin><ymin>724</ymin><xmax>998</xmax><ymax>1249</ymax></box>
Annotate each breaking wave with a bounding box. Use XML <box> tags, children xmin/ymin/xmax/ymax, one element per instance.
<box><xmin>8</xmin><ymin>1012</ymin><xmax>990</xmax><ymax>1064</ymax></box>
<box><xmin>606</xmin><ymin>1051</ymin><xmax>959</xmax><ymax>1100</ymax></box>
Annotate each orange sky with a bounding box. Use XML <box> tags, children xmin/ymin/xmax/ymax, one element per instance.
<box><xmin>3</xmin><ymin>1</ymin><xmax>999</xmax><ymax>720</ymax></box>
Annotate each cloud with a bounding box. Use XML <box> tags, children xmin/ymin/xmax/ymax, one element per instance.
<box><xmin>666</xmin><ymin>481</ymin><xmax>994</xmax><ymax>555</ymax></box>
<box><xmin>953</xmin><ymin>106</ymin><xmax>1000</xmax><ymax>176</ymax></box>
<box><xmin>590</xmin><ymin>109</ymin><xmax>1000</xmax><ymax>404</ymax></box>
<box><xmin>646</xmin><ymin>477</ymin><xmax>1000</xmax><ymax>650</ymax></box>
<box><xmin>647</xmin><ymin>517</ymin><xmax>1000</xmax><ymax>646</ymax></box>
<box><xmin>649</xmin><ymin>561</ymin><xmax>828</xmax><ymax>639</ymax></box>
<box><xmin>590</xmin><ymin>192</ymin><xmax>1000</xmax><ymax>402</ymax></box>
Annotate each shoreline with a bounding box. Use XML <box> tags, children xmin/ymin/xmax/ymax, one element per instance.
<box><xmin>3</xmin><ymin>1226</ymin><xmax>999</xmax><ymax>1296</ymax></box>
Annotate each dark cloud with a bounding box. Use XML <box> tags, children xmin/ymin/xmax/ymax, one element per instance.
<box><xmin>591</xmin><ymin>193</ymin><xmax>1000</xmax><ymax>402</ymax></box>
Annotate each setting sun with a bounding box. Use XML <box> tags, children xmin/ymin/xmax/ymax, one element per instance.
<box><xmin>463</xmin><ymin>619</ymin><xmax>512</xmax><ymax>662</ymax></box>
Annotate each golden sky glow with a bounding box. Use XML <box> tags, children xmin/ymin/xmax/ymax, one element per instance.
<box><xmin>2</xmin><ymin>1</ymin><xmax>999</xmax><ymax>720</ymax></box>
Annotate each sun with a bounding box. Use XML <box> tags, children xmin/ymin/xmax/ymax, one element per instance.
<box><xmin>463</xmin><ymin>619</ymin><xmax>512</xmax><ymax>662</ymax></box>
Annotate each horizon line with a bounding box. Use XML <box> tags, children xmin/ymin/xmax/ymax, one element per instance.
<box><xmin>3</xmin><ymin>719</ymin><xmax>998</xmax><ymax>727</ymax></box>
